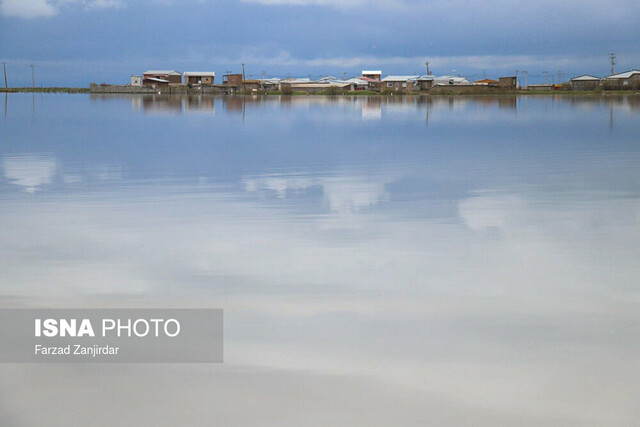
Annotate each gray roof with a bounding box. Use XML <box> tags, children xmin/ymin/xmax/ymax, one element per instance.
<box><xmin>604</xmin><ymin>69</ymin><xmax>640</xmax><ymax>79</ymax></box>
<box><xmin>570</xmin><ymin>75</ymin><xmax>600</xmax><ymax>81</ymax></box>
<box><xmin>381</xmin><ymin>75</ymin><xmax>419</xmax><ymax>82</ymax></box>
<box><xmin>183</xmin><ymin>71</ymin><xmax>216</xmax><ymax>76</ymax></box>
<box><xmin>144</xmin><ymin>77</ymin><xmax>169</xmax><ymax>83</ymax></box>
<box><xmin>143</xmin><ymin>70</ymin><xmax>181</xmax><ymax>76</ymax></box>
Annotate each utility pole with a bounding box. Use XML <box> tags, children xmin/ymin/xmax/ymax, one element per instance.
<box><xmin>2</xmin><ymin>62</ymin><xmax>7</xmax><ymax>88</ymax></box>
<box><xmin>342</xmin><ymin>72</ymin><xmax>346</xmax><ymax>80</ymax></box>
<box><xmin>425</xmin><ymin>61</ymin><xmax>430</xmax><ymax>75</ymax></box>
<box><xmin>543</xmin><ymin>70</ymin><xmax>549</xmax><ymax>85</ymax></box>
<box><xmin>609</xmin><ymin>53</ymin><xmax>616</xmax><ymax>75</ymax></box>
<box><xmin>241</xmin><ymin>63</ymin><xmax>245</xmax><ymax>81</ymax></box>
<box><xmin>30</xmin><ymin>64</ymin><xmax>34</xmax><ymax>88</ymax></box>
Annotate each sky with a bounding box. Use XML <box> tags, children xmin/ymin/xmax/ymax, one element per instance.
<box><xmin>1</xmin><ymin>0</ymin><xmax>639</xmax><ymax>86</ymax></box>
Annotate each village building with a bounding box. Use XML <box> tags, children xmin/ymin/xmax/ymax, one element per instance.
<box><xmin>498</xmin><ymin>76</ymin><xmax>517</xmax><ymax>89</ymax></box>
<box><xmin>381</xmin><ymin>75</ymin><xmax>419</xmax><ymax>92</ymax></box>
<box><xmin>259</xmin><ymin>78</ymin><xmax>281</xmax><ymax>91</ymax></box>
<box><xmin>130</xmin><ymin>75</ymin><xmax>143</xmax><ymax>86</ymax></box>
<box><xmin>184</xmin><ymin>72</ymin><xmax>215</xmax><ymax>85</ymax></box>
<box><xmin>279</xmin><ymin>82</ymin><xmax>350</xmax><ymax>94</ymax></box>
<box><xmin>358</xmin><ymin>76</ymin><xmax>381</xmax><ymax>91</ymax></box>
<box><xmin>142</xmin><ymin>70</ymin><xmax>182</xmax><ymax>87</ymax></box>
<box><xmin>569</xmin><ymin>75</ymin><xmax>600</xmax><ymax>91</ymax></box>
<box><xmin>223</xmin><ymin>74</ymin><xmax>243</xmax><ymax>86</ymax></box>
<box><xmin>473</xmin><ymin>78</ymin><xmax>499</xmax><ymax>86</ymax></box>
<box><xmin>341</xmin><ymin>77</ymin><xmax>369</xmax><ymax>91</ymax></box>
<box><xmin>241</xmin><ymin>79</ymin><xmax>261</xmax><ymax>92</ymax></box>
<box><xmin>603</xmin><ymin>69</ymin><xmax>640</xmax><ymax>90</ymax></box>
<box><xmin>362</xmin><ymin>70</ymin><xmax>382</xmax><ymax>81</ymax></box>
<box><xmin>415</xmin><ymin>75</ymin><xmax>436</xmax><ymax>90</ymax></box>
<box><xmin>433</xmin><ymin>76</ymin><xmax>470</xmax><ymax>86</ymax></box>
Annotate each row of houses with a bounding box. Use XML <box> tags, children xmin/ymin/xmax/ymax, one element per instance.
<box><xmin>569</xmin><ymin>70</ymin><xmax>640</xmax><ymax>90</ymax></box>
<box><xmin>132</xmin><ymin>69</ymin><xmax>640</xmax><ymax>93</ymax></box>
<box><xmin>132</xmin><ymin>70</ymin><xmax>521</xmax><ymax>93</ymax></box>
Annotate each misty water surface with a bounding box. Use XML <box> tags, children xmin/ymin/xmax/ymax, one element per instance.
<box><xmin>1</xmin><ymin>93</ymin><xmax>639</xmax><ymax>426</ymax></box>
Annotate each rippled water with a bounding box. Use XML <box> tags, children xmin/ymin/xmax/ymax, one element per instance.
<box><xmin>1</xmin><ymin>93</ymin><xmax>639</xmax><ymax>425</ymax></box>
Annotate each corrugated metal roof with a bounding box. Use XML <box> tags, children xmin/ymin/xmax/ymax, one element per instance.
<box><xmin>144</xmin><ymin>77</ymin><xmax>170</xmax><ymax>83</ymax></box>
<box><xmin>289</xmin><ymin>83</ymin><xmax>349</xmax><ymax>88</ymax></box>
<box><xmin>183</xmin><ymin>72</ymin><xmax>216</xmax><ymax>76</ymax></box>
<box><xmin>342</xmin><ymin>78</ymin><xmax>368</xmax><ymax>84</ymax></box>
<box><xmin>381</xmin><ymin>75</ymin><xmax>419</xmax><ymax>82</ymax></box>
<box><xmin>281</xmin><ymin>78</ymin><xmax>311</xmax><ymax>83</ymax></box>
<box><xmin>433</xmin><ymin>76</ymin><xmax>471</xmax><ymax>86</ymax></box>
<box><xmin>143</xmin><ymin>70</ymin><xmax>181</xmax><ymax>76</ymax></box>
<box><xmin>570</xmin><ymin>75</ymin><xmax>600</xmax><ymax>81</ymax></box>
<box><xmin>605</xmin><ymin>69</ymin><xmax>640</xmax><ymax>79</ymax></box>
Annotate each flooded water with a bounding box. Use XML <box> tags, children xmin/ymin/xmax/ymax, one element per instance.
<box><xmin>1</xmin><ymin>93</ymin><xmax>640</xmax><ymax>425</ymax></box>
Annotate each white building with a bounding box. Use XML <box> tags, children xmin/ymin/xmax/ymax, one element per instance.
<box><xmin>433</xmin><ymin>76</ymin><xmax>471</xmax><ymax>86</ymax></box>
<box><xmin>381</xmin><ymin>75</ymin><xmax>419</xmax><ymax>91</ymax></box>
<box><xmin>130</xmin><ymin>75</ymin><xmax>143</xmax><ymax>86</ymax></box>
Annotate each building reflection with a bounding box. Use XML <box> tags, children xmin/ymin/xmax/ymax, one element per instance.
<box><xmin>185</xmin><ymin>95</ymin><xmax>214</xmax><ymax>114</ymax></box>
<box><xmin>361</xmin><ymin>96</ymin><xmax>381</xmax><ymax>120</ymax></box>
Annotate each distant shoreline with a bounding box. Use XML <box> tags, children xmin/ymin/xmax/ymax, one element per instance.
<box><xmin>1</xmin><ymin>87</ymin><xmax>638</xmax><ymax>96</ymax></box>
<box><xmin>0</xmin><ymin>87</ymin><xmax>90</xmax><ymax>93</ymax></box>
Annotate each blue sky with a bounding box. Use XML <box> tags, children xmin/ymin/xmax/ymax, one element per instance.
<box><xmin>1</xmin><ymin>0</ymin><xmax>639</xmax><ymax>86</ymax></box>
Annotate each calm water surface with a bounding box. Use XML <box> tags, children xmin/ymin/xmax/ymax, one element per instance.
<box><xmin>1</xmin><ymin>94</ymin><xmax>639</xmax><ymax>425</ymax></box>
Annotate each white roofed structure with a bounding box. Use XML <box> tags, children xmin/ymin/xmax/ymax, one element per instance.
<box><xmin>433</xmin><ymin>76</ymin><xmax>471</xmax><ymax>86</ymax></box>
<box><xmin>604</xmin><ymin>69</ymin><xmax>640</xmax><ymax>79</ymax></box>
<box><xmin>381</xmin><ymin>75</ymin><xmax>419</xmax><ymax>82</ymax></box>
<box><xmin>143</xmin><ymin>70</ymin><xmax>181</xmax><ymax>76</ymax></box>
<box><xmin>570</xmin><ymin>75</ymin><xmax>600</xmax><ymax>81</ymax></box>
<box><xmin>183</xmin><ymin>72</ymin><xmax>216</xmax><ymax>77</ymax></box>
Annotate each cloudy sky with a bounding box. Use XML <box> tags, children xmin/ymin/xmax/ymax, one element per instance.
<box><xmin>1</xmin><ymin>0</ymin><xmax>639</xmax><ymax>86</ymax></box>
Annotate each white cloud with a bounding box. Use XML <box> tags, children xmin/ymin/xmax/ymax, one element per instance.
<box><xmin>0</xmin><ymin>0</ymin><xmax>57</xmax><ymax>18</ymax></box>
<box><xmin>240</xmin><ymin>0</ymin><xmax>405</xmax><ymax>9</ymax></box>
<box><xmin>0</xmin><ymin>0</ymin><xmax>124</xmax><ymax>18</ymax></box>
<box><xmin>3</xmin><ymin>154</ymin><xmax>57</xmax><ymax>193</ymax></box>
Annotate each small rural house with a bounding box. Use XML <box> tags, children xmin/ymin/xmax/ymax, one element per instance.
<box><xmin>358</xmin><ymin>76</ymin><xmax>381</xmax><ymax>91</ymax></box>
<box><xmin>473</xmin><ymin>78</ymin><xmax>499</xmax><ymax>86</ymax></box>
<box><xmin>433</xmin><ymin>76</ymin><xmax>470</xmax><ymax>86</ymax></box>
<box><xmin>130</xmin><ymin>75</ymin><xmax>143</xmax><ymax>86</ymax></box>
<box><xmin>362</xmin><ymin>70</ymin><xmax>382</xmax><ymax>81</ymax></box>
<box><xmin>184</xmin><ymin>72</ymin><xmax>215</xmax><ymax>85</ymax></box>
<box><xmin>498</xmin><ymin>76</ymin><xmax>517</xmax><ymax>89</ymax></box>
<box><xmin>142</xmin><ymin>70</ymin><xmax>182</xmax><ymax>87</ymax></box>
<box><xmin>381</xmin><ymin>75</ymin><xmax>419</xmax><ymax>92</ymax></box>
<box><xmin>569</xmin><ymin>75</ymin><xmax>600</xmax><ymax>91</ymax></box>
<box><xmin>242</xmin><ymin>79</ymin><xmax>261</xmax><ymax>92</ymax></box>
<box><xmin>415</xmin><ymin>75</ymin><xmax>436</xmax><ymax>90</ymax></box>
<box><xmin>223</xmin><ymin>74</ymin><xmax>243</xmax><ymax>86</ymax></box>
<box><xmin>603</xmin><ymin>69</ymin><xmax>640</xmax><ymax>89</ymax></box>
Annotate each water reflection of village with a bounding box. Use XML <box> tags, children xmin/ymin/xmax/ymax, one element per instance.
<box><xmin>84</xmin><ymin>93</ymin><xmax>640</xmax><ymax>128</ymax></box>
